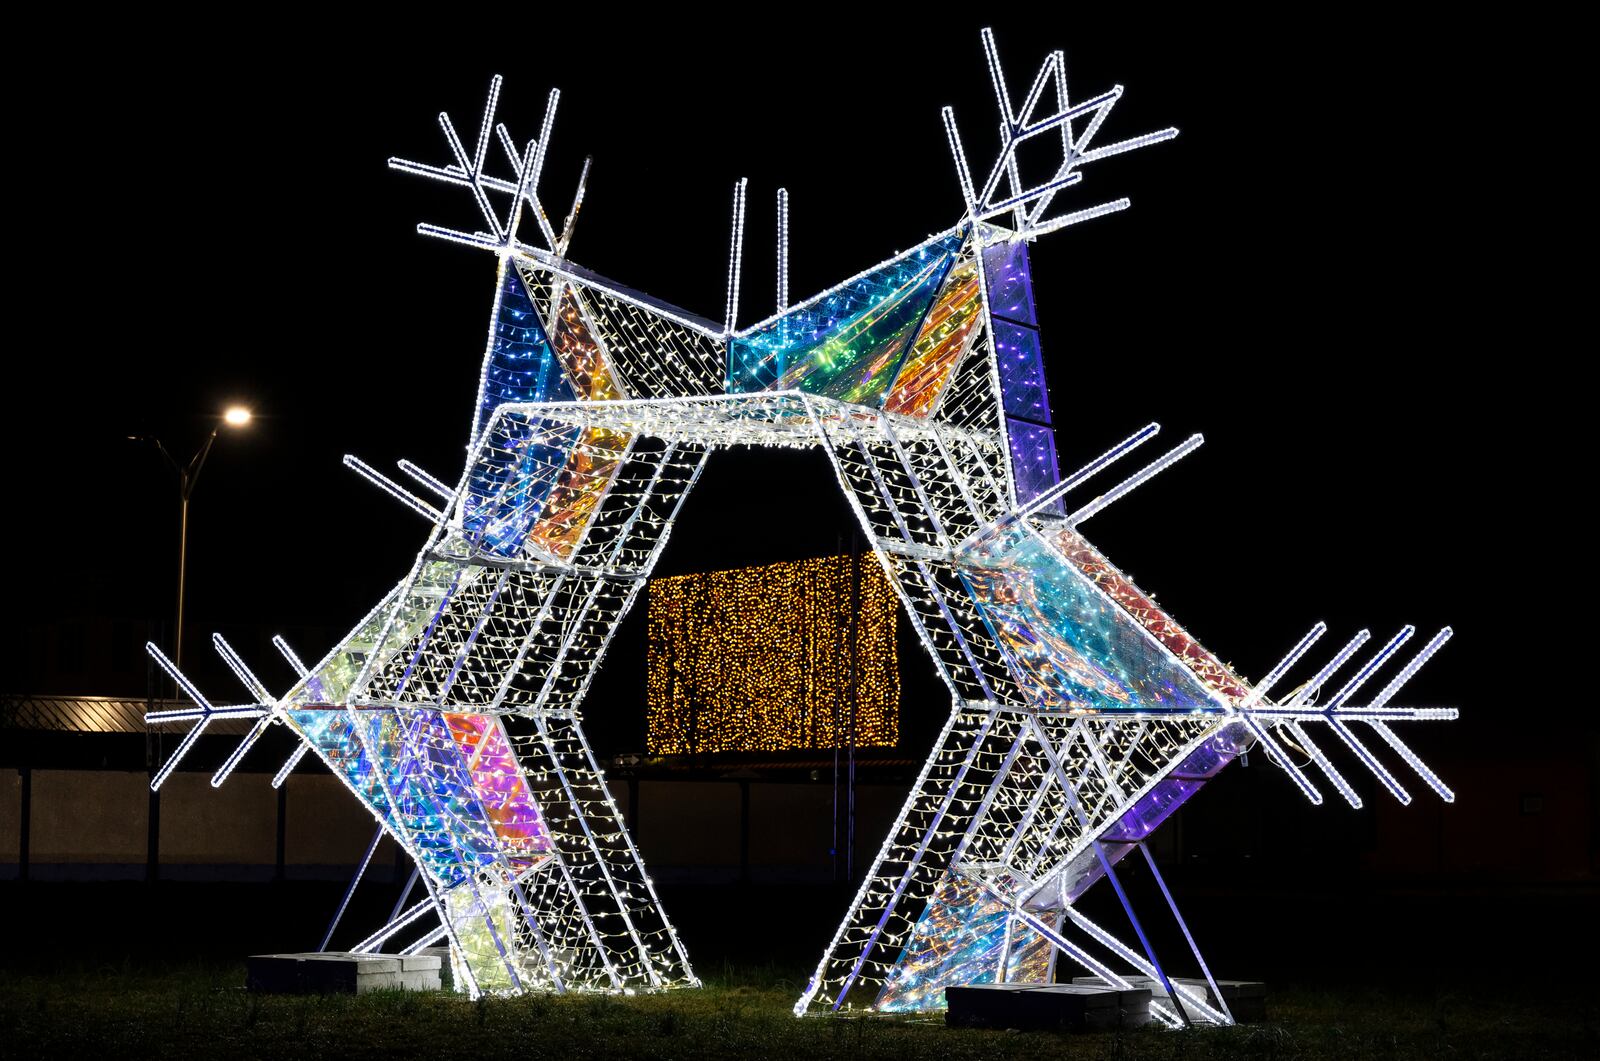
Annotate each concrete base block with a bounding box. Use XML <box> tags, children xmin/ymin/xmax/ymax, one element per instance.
<box><xmin>246</xmin><ymin>952</ymin><xmax>442</xmax><ymax>994</ymax></box>
<box><xmin>418</xmin><ymin>946</ymin><xmax>455</xmax><ymax>991</ymax></box>
<box><xmin>1072</xmin><ymin>975</ymin><xmax>1267</xmax><ymax>1023</ymax></box>
<box><xmin>946</xmin><ymin>983</ymin><xmax>1152</xmax><ymax>1031</ymax></box>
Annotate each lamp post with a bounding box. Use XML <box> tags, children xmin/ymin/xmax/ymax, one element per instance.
<box><xmin>133</xmin><ymin>406</ymin><xmax>252</xmax><ymax>671</ymax></box>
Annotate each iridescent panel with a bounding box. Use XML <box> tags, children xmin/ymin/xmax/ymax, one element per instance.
<box><xmin>959</xmin><ymin>528</ymin><xmax>1228</xmax><ymax>714</ymax></box>
<box><xmin>982</xmin><ymin>239</ymin><xmax>1036</xmax><ymax>326</ymax></box>
<box><xmin>444</xmin><ymin>713</ymin><xmax>554</xmax><ymax>868</ymax></box>
<box><xmin>525</xmin><ymin>426</ymin><xmax>630</xmax><ymax>561</ymax></box>
<box><xmin>882</xmin><ymin>256</ymin><xmax>982</xmax><ymax>417</ymax></box>
<box><xmin>875</xmin><ymin>873</ymin><xmax>1052</xmax><ymax>1012</ymax></box>
<box><xmin>289</xmin><ymin>587</ymin><xmax>404</xmax><ymax>708</ymax></box>
<box><xmin>464</xmin><ymin>413</ymin><xmax>581</xmax><ymax>559</ymax></box>
<box><xmin>443</xmin><ymin>876</ymin><xmax>529</xmax><ymax>993</ymax></box>
<box><xmin>1051</xmin><ymin>527</ymin><xmax>1251</xmax><ymax>703</ymax></box>
<box><xmin>286</xmin><ymin>708</ymin><xmax>391</xmax><ymax>817</ymax></box>
<box><xmin>547</xmin><ymin>283</ymin><xmax>624</xmax><ymax>401</ymax></box>
<box><xmin>768</xmin><ymin>256</ymin><xmax>948</xmax><ymax>402</ymax></box>
<box><xmin>281</xmin><ymin>587</ymin><xmax>423</xmax><ymax>828</ymax></box>
<box><xmin>464</xmin><ymin>269</ymin><xmax>580</xmax><ymax>558</ymax></box>
<box><xmin>356</xmin><ymin>707</ymin><xmax>505</xmax><ymax>886</ymax></box>
<box><xmin>729</xmin><ymin>233</ymin><xmax>965</xmax><ymax>398</ymax></box>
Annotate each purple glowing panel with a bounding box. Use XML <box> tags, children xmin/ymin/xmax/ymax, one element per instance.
<box><xmin>1100</xmin><ymin>777</ymin><xmax>1207</xmax><ymax>843</ymax></box>
<box><xmin>982</xmin><ymin>239</ymin><xmax>1037</xmax><ymax>326</ymax></box>
<box><xmin>993</xmin><ymin>321</ymin><xmax>1050</xmax><ymax>424</ymax></box>
<box><xmin>1006</xmin><ymin>419</ymin><xmax>1062</xmax><ymax>509</ymax></box>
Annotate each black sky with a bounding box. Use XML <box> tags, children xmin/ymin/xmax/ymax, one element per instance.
<box><xmin>7</xmin><ymin>14</ymin><xmax>1565</xmax><ymax>755</ymax></box>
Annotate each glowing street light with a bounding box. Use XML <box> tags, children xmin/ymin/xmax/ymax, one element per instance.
<box><xmin>131</xmin><ymin>406</ymin><xmax>254</xmax><ymax>670</ymax></box>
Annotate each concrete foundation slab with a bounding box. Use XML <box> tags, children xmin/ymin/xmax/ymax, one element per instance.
<box><xmin>1071</xmin><ymin>975</ymin><xmax>1267</xmax><ymax>1023</ymax></box>
<box><xmin>246</xmin><ymin>952</ymin><xmax>442</xmax><ymax>994</ymax></box>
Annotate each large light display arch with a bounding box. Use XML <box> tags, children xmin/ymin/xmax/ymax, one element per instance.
<box><xmin>146</xmin><ymin>30</ymin><xmax>1456</xmax><ymax>1022</ymax></box>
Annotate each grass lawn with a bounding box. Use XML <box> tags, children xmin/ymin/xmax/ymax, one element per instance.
<box><xmin>1</xmin><ymin>961</ymin><xmax>1594</xmax><ymax>1060</ymax></box>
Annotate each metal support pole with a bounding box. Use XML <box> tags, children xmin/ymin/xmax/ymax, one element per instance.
<box><xmin>1091</xmin><ymin>839</ymin><xmax>1187</xmax><ymax>1026</ymax></box>
<box><xmin>1138</xmin><ymin>843</ymin><xmax>1232</xmax><ymax>1024</ymax></box>
<box><xmin>275</xmin><ymin>784</ymin><xmax>287</xmax><ymax>882</ymax></box>
<box><xmin>390</xmin><ymin>865</ymin><xmax>421</xmax><ymax>925</ymax></box>
<box><xmin>18</xmin><ymin>766</ymin><xmax>30</xmax><ymax>883</ymax></box>
<box><xmin>176</xmin><ymin>491</ymin><xmax>188</xmax><ymax>670</ymax></box>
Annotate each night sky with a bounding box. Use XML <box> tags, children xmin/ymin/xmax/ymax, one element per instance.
<box><xmin>8</xmin><ymin>15</ymin><xmax>1556</xmax><ymax>760</ymax></box>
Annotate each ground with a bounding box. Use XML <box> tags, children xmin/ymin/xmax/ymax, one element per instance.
<box><xmin>2</xmin><ymin>961</ymin><xmax>1594</xmax><ymax>1061</ymax></box>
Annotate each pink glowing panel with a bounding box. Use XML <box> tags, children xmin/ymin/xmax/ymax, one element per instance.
<box><xmin>445</xmin><ymin>712</ymin><xmax>555</xmax><ymax>866</ymax></box>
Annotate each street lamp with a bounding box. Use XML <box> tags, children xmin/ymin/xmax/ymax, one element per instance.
<box><xmin>131</xmin><ymin>406</ymin><xmax>252</xmax><ymax>670</ymax></box>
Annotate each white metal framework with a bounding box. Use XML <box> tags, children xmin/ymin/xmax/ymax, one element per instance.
<box><xmin>145</xmin><ymin>29</ymin><xmax>1455</xmax><ymax>1014</ymax></box>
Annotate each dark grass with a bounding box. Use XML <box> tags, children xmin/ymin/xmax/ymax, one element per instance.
<box><xmin>3</xmin><ymin>960</ymin><xmax>1595</xmax><ymax>1061</ymax></box>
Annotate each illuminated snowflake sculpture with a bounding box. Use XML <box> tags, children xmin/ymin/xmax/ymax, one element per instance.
<box><xmin>146</xmin><ymin>29</ymin><xmax>1456</xmax><ymax>1016</ymax></box>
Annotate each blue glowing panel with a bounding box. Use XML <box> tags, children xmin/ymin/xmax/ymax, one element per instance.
<box><xmin>982</xmin><ymin>239</ymin><xmax>1036</xmax><ymax>326</ymax></box>
<box><xmin>355</xmin><ymin>708</ymin><xmax>503</xmax><ymax>886</ymax></box>
<box><xmin>960</xmin><ymin>529</ymin><xmax>1229</xmax><ymax>714</ymax></box>
<box><xmin>475</xmin><ymin>263</ymin><xmax>575</xmax><ymax>441</ymax></box>
<box><xmin>288</xmin><ymin>708</ymin><xmax>392</xmax><ymax>815</ymax></box>
<box><xmin>462</xmin><ymin>414</ymin><xmax>580</xmax><ymax>559</ymax></box>
<box><xmin>1007</xmin><ymin>419</ymin><xmax>1061</xmax><ymax>510</ymax></box>
<box><xmin>461</xmin><ymin>266</ymin><xmax>580</xmax><ymax>558</ymax></box>
<box><xmin>729</xmin><ymin>233</ymin><xmax>965</xmax><ymax>397</ymax></box>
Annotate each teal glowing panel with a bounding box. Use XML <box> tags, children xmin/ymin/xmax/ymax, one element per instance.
<box><xmin>960</xmin><ymin>529</ymin><xmax>1229</xmax><ymax>714</ymax></box>
<box><xmin>729</xmin><ymin>233</ymin><xmax>964</xmax><ymax>401</ymax></box>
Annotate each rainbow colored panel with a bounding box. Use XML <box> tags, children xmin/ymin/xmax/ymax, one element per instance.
<box><xmin>1051</xmin><ymin>527</ymin><xmax>1250</xmax><ymax>703</ymax></box>
<box><xmin>959</xmin><ymin>528</ymin><xmax>1228</xmax><ymax>714</ymax></box>
<box><xmin>463</xmin><ymin>267</ymin><xmax>579</xmax><ymax>558</ymax></box>
<box><xmin>550</xmin><ymin>286</ymin><xmax>624</xmax><ymax>401</ymax></box>
<box><xmin>525</xmin><ymin>426</ymin><xmax>630</xmax><ymax>561</ymax></box>
<box><xmin>875</xmin><ymin>872</ymin><xmax>1052</xmax><ymax>1012</ymax></box>
<box><xmin>883</xmin><ymin>256</ymin><xmax>982</xmax><ymax>417</ymax></box>
<box><xmin>445</xmin><ymin>713</ymin><xmax>555</xmax><ymax>867</ymax></box>
<box><xmin>523</xmin><ymin>286</ymin><xmax>631</xmax><ymax>561</ymax></box>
